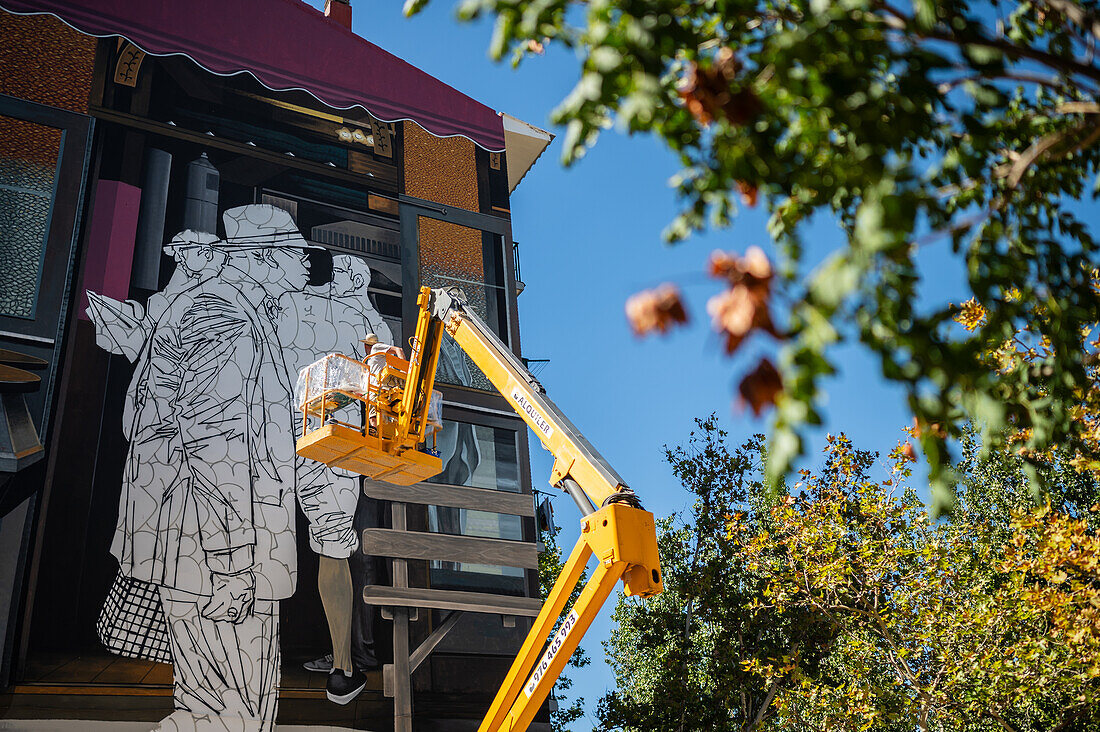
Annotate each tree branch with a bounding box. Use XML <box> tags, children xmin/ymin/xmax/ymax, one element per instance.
<box><xmin>747</xmin><ymin>671</ymin><xmax>786</xmax><ymax>730</ymax></box>
<box><xmin>873</xmin><ymin>2</ymin><xmax>1100</xmax><ymax>83</ymax></box>
<box><xmin>1006</xmin><ymin>127</ymin><xmax>1079</xmax><ymax>188</ymax></box>
<box><xmin>912</xmin><ymin>210</ymin><xmax>992</xmax><ymax>246</ymax></box>
<box><xmin>989</xmin><ymin>709</ymin><xmax>1023</xmax><ymax>732</ymax></box>
<box><xmin>1036</xmin><ymin>0</ymin><xmax>1100</xmax><ymax>43</ymax></box>
<box><xmin>1065</xmin><ymin>122</ymin><xmax>1100</xmax><ymax>157</ymax></box>
<box><xmin>869</xmin><ymin>610</ymin><xmax>924</xmax><ymax>693</ymax></box>
<box><xmin>1049</xmin><ymin>706</ymin><xmax>1085</xmax><ymax>732</ymax></box>
<box><xmin>936</xmin><ymin>71</ymin><xmax>1083</xmax><ymax>94</ymax></box>
<box><xmin>1003</xmin><ymin>118</ymin><xmax>1100</xmax><ymax>188</ymax></box>
<box><xmin>1056</xmin><ymin>102</ymin><xmax>1100</xmax><ymax>114</ymax></box>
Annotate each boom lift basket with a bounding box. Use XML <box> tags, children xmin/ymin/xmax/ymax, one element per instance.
<box><xmin>294</xmin><ymin>352</ymin><xmax>443</xmax><ymax>485</ymax></box>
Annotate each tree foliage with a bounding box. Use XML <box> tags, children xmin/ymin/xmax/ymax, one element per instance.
<box><xmin>736</xmin><ymin>432</ymin><xmax>1100</xmax><ymax>731</ymax></box>
<box><xmin>599</xmin><ymin>417</ymin><xmax>1100</xmax><ymax>731</ymax></box>
<box><xmin>597</xmin><ymin>417</ymin><xmax>837</xmax><ymax>731</ymax></box>
<box><xmin>953</xmin><ymin>293</ymin><xmax>1100</xmax><ymax>485</ymax></box>
<box><xmin>408</xmin><ymin>0</ymin><xmax>1100</xmax><ymax>511</ymax></box>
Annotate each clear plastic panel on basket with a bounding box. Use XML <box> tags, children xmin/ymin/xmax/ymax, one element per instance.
<box><xmin>425</xmin><ymin>389</ymin><xmax>443</xmax><ymax>436</ymax></box>
<box><xmin>295</xmin><ymin>354</ymin><xmax>372</xmax><ymax>413</ymax></box>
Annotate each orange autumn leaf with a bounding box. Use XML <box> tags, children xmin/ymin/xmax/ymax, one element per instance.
<box><xmin>707</xmin><ymin>250</ymin><xmax>739</xmax><ymax>279</ymax></box>
<box><xmin>707</xmin><ymin>286</ymin><xmax>757</xmax><ymax>338</ymax></box>
<box><xmin>706</xmin><ymin>285</ymin><xmax>778</xmax><ymax>354</ymax></box>
<box><xmin>707</xmin><ymin>246</ymin><xmax>772</xmax><ymax>287</ymax></box>
<box><xmin>910</xmin><ymin>417</ymin><xmax>947</xmax><ymax>440</ymax></box>
<box><xmin>738</xmin><ymin>358</ymin><xmax>783</xmax><ymax>416</ymax></box>
<box><xmin>737</xmin><ymin>180</ymin><xmax>759</xmax><ymax>207</ymax></box>
<box><xmin>954</xmin><ymin>297</ymin><xmax>987</xmax><ymax>332</ymax></box>
<box><xmin>706</xmin><ymin>247</ymin><xmax>780</xmax><ymax>354</ymax></box>
<box><xmin>625</xmin><ymin>284</ymin><xmax>689</xmax><ymax>336</ymax></box>
<box><xmin>677</xmin><ymin>47</ymin><xmax>761</xmax><ymax>128</ymax></box>
<box><xmin>678</xmin><ymin>64</ymin><xmax>722</xmax><ymax>126</ymax></box>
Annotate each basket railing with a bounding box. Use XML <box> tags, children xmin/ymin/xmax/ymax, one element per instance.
<box><xmin>297</xmin><ymin>352</ymin><xmax>437</xmax><ymax>456</ymax></box>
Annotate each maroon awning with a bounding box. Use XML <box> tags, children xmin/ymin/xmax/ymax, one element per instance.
<box><xmin>1</xmin><ymin>0</ymin><xmax>506</xmax><ymax>151</ymax></box>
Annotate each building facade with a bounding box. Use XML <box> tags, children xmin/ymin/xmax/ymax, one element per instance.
<box><xmin>0</xmin><ymin>1</ymin><xmax>552</xmax><ymax>727</ymax></box>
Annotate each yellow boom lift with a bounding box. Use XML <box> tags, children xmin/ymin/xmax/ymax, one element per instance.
<box><xmin>296</xmin><ymin>286</ymin><xmax>663</xmax><ymax>732</ymax></box>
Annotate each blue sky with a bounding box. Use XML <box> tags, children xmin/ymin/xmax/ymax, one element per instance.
<box><xmin>305</xmin><ymin>1</ymin><xmax>1058</xmax><ymax>725</ymax></box>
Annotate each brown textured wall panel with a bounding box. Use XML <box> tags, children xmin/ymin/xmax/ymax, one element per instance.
<box><xmin>403</xmin><ymin>122</ymin><xmax>485</xmax><ymax>283</ymax></box>
<box><xmin>0</xmin><ymin>11</ymin><xmax>95</xmax><ymax>114</ymax></box>
<box><xmin>0</xmin><ymin>115</ymin><xmax>61</xmax><ymax>168</ymax></box>
<box><xmin>419</xmin><ymin>218</ymin><xmax>483</xmax><ymax>282</ymax></box>
<box><xmin>403</xmin><ymin>122</ymin><xmax>479</xmax><ymax>213</ymax></box>
<box><xmin>404</xmin><ymin>122</ymin><xmax>498</xmax><ymax>388</ymax></box>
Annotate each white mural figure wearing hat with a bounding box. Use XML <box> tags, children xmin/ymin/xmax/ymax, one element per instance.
<box><xmin>87</xmin><ymin>210</ymin><xmax>292</xmax><ymax>731</ymax></box>
<box><xmin>148</xmin><ymin>205</ymin><xmax>315</xmax><ymax>732</ymax></box>
<box><xmin>90</xmin><ymin>229</ymin><xmax>236</xmax><ymax>674</ymax></box>
<box><xmin>86</xmin><ymin>230</ymin><xmax>225</xmax><ymax>364</ymax></box>
<box><xmin>89</xmin><ymin>203</ymin><xmax>398</xmax><ymax>726</ymax></box>
<box><xmin>92</xmin><ymin>205</ymin><xmax>320</xmax><ymax>732</ymax></box>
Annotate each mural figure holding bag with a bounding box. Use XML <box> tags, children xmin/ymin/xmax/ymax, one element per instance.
<box><xmin>87</xmin><ymin>205</ymin><xmax>325</xmax><ymax>731</ymax></box>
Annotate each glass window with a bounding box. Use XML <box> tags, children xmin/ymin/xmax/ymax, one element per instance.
<box><xmin>426</xmin><ymin>420</ymin><xmax>527</xmax><ymax>593</ymax></box>
<box><xmin>0</xmin><ymin>115</ymin><xmax>61</xmax><ymax>319</ymax></box>
<box><xmin>419</xmin><ymin>216</ymin><xmax>510</xmax><ymax>391</ymax></box>
<box><xmin>427</xmin><ymin>420</ymin><xmax>520</xmax><ymax>493</ymax></box>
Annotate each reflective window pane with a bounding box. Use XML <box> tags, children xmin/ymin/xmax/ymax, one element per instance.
<box><xmin>426</xmin><ymin>420</ymin><xmax>526</xmax><ymax>591</ymax></box>
<box><xmin>419</xmin><ymin>216</ymin><xmax>509</xmax><ymax>391</ymax></box>
<box><xmin>0</xmin><ymin>115</ymin><xmax>61</xmax><ymax>318</ymax></box>
<box><xmin>427</xmin><ymin>420</ymin><xmax>519</xmax><ymax>493</ymax></box>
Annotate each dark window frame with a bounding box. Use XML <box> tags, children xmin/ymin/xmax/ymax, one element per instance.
<box><xmin>0</xmin><ymin>93</ymin><xmax>93</xmax><ymax>434</ymax></box>
<box><xmin>0</xmin><ymin>94</ymin><xmax>93</xmax><ymax>347</ymax></box>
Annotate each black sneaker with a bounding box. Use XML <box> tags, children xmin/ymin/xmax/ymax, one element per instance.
<box><xmin>326</xmin><ymin>669</ymin><xmax>367</xmax><ymax>705</ymax></box>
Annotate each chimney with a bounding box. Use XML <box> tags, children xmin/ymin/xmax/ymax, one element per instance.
<box><xmin>325</xmin><ymin>0</ymin><xmax>352</xmax><ymax>29</ymax></box>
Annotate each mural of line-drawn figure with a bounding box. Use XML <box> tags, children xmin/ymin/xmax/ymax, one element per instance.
<box><xmin>280</xmin><ymin>252</ymin><xmax>395</xmax><ymax>703</ymax></box>
<box><xmin>87</xmin><ymin>203</ymin><xmax>331</xmax><ymax>731</ymax></box>
<box><xmin>86</xmin><ymin>230</ymin><xmax>224</xmax><ymax>364</ymax></box>
<box><xmin>89</xmin><ymin>229</ymin><xmax>232</xmax><ymax>670</ymax></box>
<box><xmin>303</xmin><ymin>253</ymin><xmax>392</xmax><ymax>351</ymax></box>
<box><xmin>151</xmin><ymin>204</ymin><xmax>312</xmax><ymax>732</ymax></box>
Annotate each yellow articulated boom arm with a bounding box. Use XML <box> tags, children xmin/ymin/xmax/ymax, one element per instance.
<box><xmin>406</xmin><ymin>287</ymin><xmax>664</xmax><ymax>732</ymax></box>
<box><xmin>295</xmin><ymin>285</ymin><xmax>662</xmax><ymax>731</ymax></box>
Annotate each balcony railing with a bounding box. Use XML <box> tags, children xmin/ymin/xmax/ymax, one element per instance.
<box><xmin>513</xmin><ymin>240</ymin><xmax>524</xmax><ymax>295</ymax></box>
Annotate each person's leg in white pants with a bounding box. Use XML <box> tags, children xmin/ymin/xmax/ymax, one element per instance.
<box><xmin>156</xmin><ymin>587</ymin><xmax>280</xmax><ymax>732</ymax></box>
